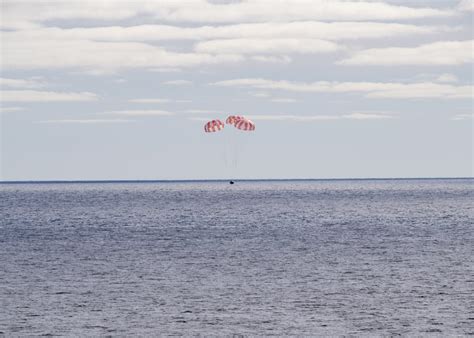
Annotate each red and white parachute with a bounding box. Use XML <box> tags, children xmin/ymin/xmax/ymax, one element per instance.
<box><xmin>204</xmin><ymin>115</ymin><xmax>255</xmax><ymax>133</ymax></box>
<box><xmin>204</xmin><ymin>115</ymin><xmax>255</xmax><ymax>181</ymax></box>
<box><xmin>234</xmin><ymin>118</ymin><xmax>255</xmax><ymax>131</ymax></box>
<box><xmin>225</xmin><ymin>115</ymin><xmax>244</xmax><ymax>125</ymax></box>
<box><xmin>204</xmin><ymin>119</ymin><xmax>225</xmax><ymax>133</ymax></box>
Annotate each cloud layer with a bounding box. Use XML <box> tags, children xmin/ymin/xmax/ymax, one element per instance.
<box><xmin>1</xmin><ymin>90</ymin><xmax>98</xmax><ymax>102</ymax></box>
<box><xmin>340</xmin><ymin>40</ymin><xmax>474</xmax><ymax>66</ymax></box>
<box><xmin>1</xmin><ymin>0</ymin><xmax>454</xmax><ymax>28</ymax></box>
<box><xmin>1</xmin><ymin>1</ymin><xmax>467</xmax><ymax>72</ymax></box>
<box><xmin>247</xmin><ymin>112</ymin><xmax>394</xmax><ymax>121</ymax></box>
<box><xmin>212</xmin><ymin>78</ymin><xmax>473</xmax><ymax>99</ymax></box>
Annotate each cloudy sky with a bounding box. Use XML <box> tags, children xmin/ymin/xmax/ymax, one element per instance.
<box><xmin>1</xmin><ymin>0</ymin><xmax>472</xmax><ymax>180</ymax></box>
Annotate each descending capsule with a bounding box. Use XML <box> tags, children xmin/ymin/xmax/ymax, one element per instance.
<box><xmin>204</xmin><ymin>119</ymin><xmax>225</xmax><ymax>133</ymax></box>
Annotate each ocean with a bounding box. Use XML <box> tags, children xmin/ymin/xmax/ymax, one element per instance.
<box><xmin>1</xmin><ymin>179</ymin><xmax>473</xmax><ymax>335</ymax></box>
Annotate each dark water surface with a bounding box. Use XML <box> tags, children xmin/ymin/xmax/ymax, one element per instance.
<box><xmin>1</xmin><ymin>179</ymin><xmax>473</xmax><ymax>335</ymax></box>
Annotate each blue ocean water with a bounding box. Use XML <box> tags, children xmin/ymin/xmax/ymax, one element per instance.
<box><xmin>1</xmin><ymin>179</ymin><xmax>473</xmax><ymax>335</ymax></box>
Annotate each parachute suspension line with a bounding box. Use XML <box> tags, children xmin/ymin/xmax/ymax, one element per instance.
<box><xmin>224</xmin><ymin>127</ymin><xmax>234</xmax><ymax>179</ymax></box>
<box><xmin>224</xmin><ymin>126</ymin><xmax>238</xmax><ymax>181</ymax></box>
<box><xmin>232</xmin><ymin>117</ymin><xmax>256</xmax><ymax>180</ymax></box>
<box><xmin>203</xmin><ymin>119</ymin><xmax>226</xmax><ymax>179</ymax></box>
<box><xmin>232</xmin><ymin>129</ymin><xmax>240</xmax><ymax>179</ymax></box>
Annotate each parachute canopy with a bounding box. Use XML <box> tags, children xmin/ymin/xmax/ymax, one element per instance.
<box><xmin>226</xmin><ymin>115</ymin><xmax>244</xmax><ymax>125</ymax></box>
<box><xmin>204</xmin><ymin>119</ymin><xmax>224</xmax><ymax>133</ymax></box>
<box><xmin>204</xmin><ymin>115</ymin><xmax>255</xmax><ymax>133</ymax></box>
<box><xmin>234</xmin><ymin>118</ymin><xmax>255</xmax><ymax>131</ymax></box>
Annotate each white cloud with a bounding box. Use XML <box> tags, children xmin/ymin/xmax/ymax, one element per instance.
<box><xmin>1</xmin><ymin>90</ymin><xmax>98</xmax><ymax>102</ymax></box>
<box><xmin>0</xmin><ymin>18</ymin><xmax>40</xmax><ymax>30</ymax></box>
<box><xmin>2</xmin><ymin>0</ymin><xmax>453</xmax><ymax>28</ymax></box>
<box><xmin>78</xmin><ymin>69</ymin><xmax>118</xmax><ymax>76</ymax></box>
<box><xmin>247</xmin><ymin>114</ymin><xmax>338</xmax><ymax>121</ymax></box>
<box><xmin>128</xmin><ymin>98</ymin><xmax>191</xmax><ymax>103</ymax></box>
<box><xmin>0</xmin><ymin>11</ymin><xmax>459</xmax><ymax>72</ymax></box>
<box><xmin>11</xmin><ymin>21</ymin><xmax>444</xmax><ymax>43</ymax></box>
<box><xmin>339</xmin><ymin>40</ymin><xmax>473</xmax><ymax>66</ymax></box>
<box><xmin>185</xmin><ymin>109</ymin><xmax>221</xmax><ymax>114</ymax></box>
<box><xmin>1</xmin><ymin>1</ymin><xmax>142</xmax><ymax>24</ymax></box>
<box><xmin>343</xmin><ymin>112</ymin><xmax>394</xmax><ymax>119</ymax></box>
<box><xmin>212</xmin><ymin>78</ymin><xmax>473</xmax><ymax>99</ymax></box>
<box><xmin>408</xmin><ymin>73</ymin><xmax>460</xmax><ymax>84</ymax></box>
<box><xmin>0</xmin><ymin>77</ymin><xmax>45</xmax><ymax>89</ymax></box>
<box><xmin>149</xmin><ymin>68</ymin><xmax>182</xmax><ymax>73</ymax></box>
<box><xmin>188</xmin><ymin>117</ymin><xmax>214</xmax><ymax>122</ymax></box>
<box><xmin>163</xmin><ymin>80</ymin><xmax>193</xmax><ymax>85</ymax></box>
<box><xmin>129</xmin><ymin>98</ymin><xmax>171</xmax><ymax>103</ymax></box>
<box><xmin>251</xmin><ymin>92</ymin><xmax>271</xmax><ymax>98</ymax></box>
<box><xmin>156</xmin><ymin>0</ymin><xmax>453</xmax><ymax>23</ymax></box>
<box><xmin>270</xmin><ymin>98</ymin><xmax>297</xmax><ymax>103</ymax></box>
<box><xmin>101</xmin><ymin>110</ymin><xmax>174</xmax><ymax>116</ymax></box>
<box><xmin>434</xmin><ymin>73</ymin><xmax>459</xmax><ymax>83</ymax></box>
<box><xmin>36</xmin><ymin>119</ymin><xmax>135</xmax><ymax>124</ymax></box>
<box><xmin>2</xmin><ymin>37</ymin><xmax>243</xmax><ymax>71</ymax></box>
<box><xmin>0</xmin><ymin>106</ymin><xmax>24</xmax><ymax>113</ymax></box>
<box><xmin>364</xmin><ymin>83</ymin><xmax>472</xmax><ymax>99</ymax></box>
<box><xmin>251</xmin><ymin>55</ymin><xmax>292</xmax><ymax>64</ymax></box>
<box><xmin>247</xmin><ymin>112</ymin><xmax>394</xmax><ymax>121</ymax></box>
<box><xmin>451</xmin><ymin>113</ymin><xmax>474</xmax><ymax>120</ymax></box>
<box><xmin>457</xmin><ymin>0</ymin><xmax>474</xmax><ymax>11</ymax></box>
<box><xmin>195</xmin><ymin>38</ymin><xmax>341</xmax><ymax>55</ymax></box>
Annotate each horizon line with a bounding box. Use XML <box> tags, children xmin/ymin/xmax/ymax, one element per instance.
<box><xmin>0</xmin><ymin>177</ymin><xmax>473</xmax><ymax>184</ymax></box>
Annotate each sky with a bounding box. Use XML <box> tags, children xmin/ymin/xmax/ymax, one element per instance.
<box><xmin>0</xmin><ymin>0</ymin><xmax>473</xmax><ymax>181</ymax></box>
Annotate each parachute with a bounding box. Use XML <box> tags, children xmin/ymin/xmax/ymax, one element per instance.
<box><xmin>225</xmin><ymin>115</ymin><xmax>244</xmax><ymax>125</ymax></box>
<box><xmin>204</xmin><ymin>115</ymin><xmax>255</xmax><ymax>132</ymax></box>
<box><xmin>204</xmin><ymin>119</ymin><xmax>225</xmax><ymax>133</ymax></box>
<box><xmin>204</xmin><ymin>115</ymin><xmax>255</xmax><ymax>183</ymax></box>
<box><xmin>234</xmin><ymin>118</ymin><xmax>255</xmax><ymax>131</ymax></box>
